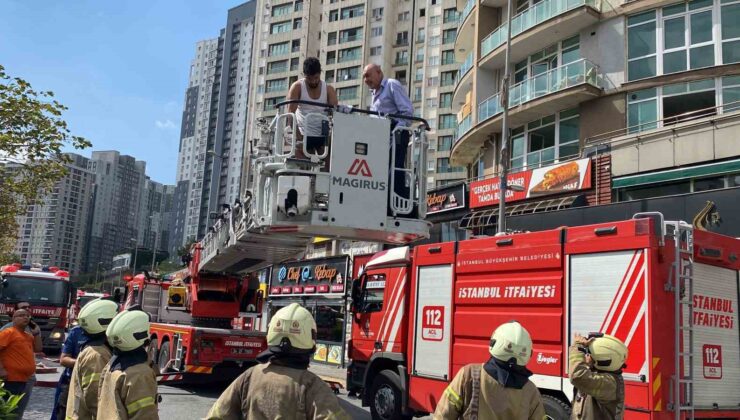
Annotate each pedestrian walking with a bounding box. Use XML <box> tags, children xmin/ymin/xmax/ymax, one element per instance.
<box><xmin>206</xmin><ymin>303</ymin><xmax>349</xmax><ymax>420</ymax></box>
<box><xmin>433</xmin><ymin>321</ymin><xmax>546</xmax><ymax>419</ymax></box>
<box><xmin>0</xmin><ymin>308</ymin><xmax>42</xmax><ymax>418</ymax></box>
<box><xmin>51</xmin><ymin>321</ymin><xmax>91</xmax><ymax>419</ymax></box>
<box><xmin>569</xmin><ymin>333</ymin><xmax>627</xmax><ymax>420</ymax></box>
<box><xmin>66</xmin><ymin>299</ymin><xmax>118</xmax><ymax>420</ymax></box>
<box><xmin>97</xmin><ymin>310</ymin><xmax>158</xmax><ymax>420</ymax></box>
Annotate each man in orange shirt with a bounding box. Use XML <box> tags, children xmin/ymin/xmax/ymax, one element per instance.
<box><xmin>0</xmin><ymin>308</ymin><xmax>42</xmax><ymax>418</ymax></box>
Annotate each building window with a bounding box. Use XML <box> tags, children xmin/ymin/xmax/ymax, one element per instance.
<box><xmin>267</xmin><ymin>60</ymin><xmax>289</xmax><ymax>74</ymax></box>
<box><xmin>291</xmin><ymin>39</ymin><xmax>301</xmax><ymax>52</ymax></box>
<box><xmin>371</xmin><ymin>26</ymin><xmax>383</xmax><ymax>37</ymax></box>
<box><xmin>370</xmin><ymin>46</ymin><xmax>382</xmax><ymax>56</ymax></box>
<box><xmin>425</xmin><ymin>97</ymin><xmax>437</xmax><ymax>108</ymax></box>
<box><xmin>340</xmin><ymin>27</ymin><xmax>363</xmax><ymax>43</ymax></box>
<box><xmin>427</xmin><ymin>76</ymin><xmax>439</xmax><ymax>87</ymax></box>
<box><xmin>439</xmin><ymin>114</ymin><xmax>456</xmax><ymax>129</ymax></box>
<box><xmin>436</xmin><ymin>158</ymin><xmax>464</xmax><ymax>173</ymax></box>
<box><xmin>337</xmin><ymin>86</ymin><xmax>359</xmax><ymax>101</ymax></box>
<box><xmin>372</xmin><ymin>7</ymin><xmax>383</xmax><ymax>18</ymax></box>
<box><xmin>341</xmin><ymin>5</ymin><xmax>364</xmax><ymax>19</ymax></box>
<box><xmin>293</xmin><ymin>18</ymin><xmax>302</xmax><ymax>29</ymax></box>
<box><xmin>328</xmin><ymin>32</ymin><xmax>337</xmax><ymax>46</ymax></box>
<box><xmin>440</xmin><ymin>70</ymin><xmax>457</xmax><ymax>87</ymax></box>
<box><xmin>416</xmin><ymin>48</ymin><xmax>425</xmax><ymax>63</ymax></box>
<box><xmin>626</xmin><ymin>76</ymin><xmax>740</xmax><ymax>133</ymax></box>
<box><xmin>442</xmin><ymin>28</ymin><xmax>457</xmax><ymax>44</ymax></box>
<box><xmin>627</xmin><ymin>0</ymin><xmax>740</xmax><ymax>81</ymax></box>
<box><xmin>327</xmin><ymin>51</ymin><xmax>336</xmax><ymax>64</ymax></box>
<box><xmin>396</xmin><ymin>31</ymin><xmax>409</xmax><ymax>46</ymax></box>
<box><xmin>509</xmin><ymin>109</ymin><xmax>580</xmax><ymax>171</ymax></box>
<box><xmin>338</xmin><ymin>46</ymin><xmax>362</xmax><ymax>62</ymax></box>
<box><xmin>428</xmin><ymin>55</ymin><xmax>440</xmax><ymax>66</ymax></box>
<box><xmin>439</xmin><ymin>92</ymin><xmax>453</xmax><ymax>108</ymax></box>
<box><xmin>395</xmin><ymin>50</ymin><xmax>409</xmax><ymax>66</ymax></box>
<box><xmin>417</xmin><ymin>28</ymin><xmax>426</xmax><ymax>43</ymax></box>
<box><xmin>429</xmin><ymin>15</ymin><xmax>440</xmax><ymax>25</ymax></box>
<box><xmin>513</xmin><ymin>36</ymin><xmax>580</xmax><ymax>84</ymax></box>
<box><xmin>413</xmin><ymin>86</ymin><xmax>423</xmax><ymax>102</ymax></box>
<box><xmin>272</xmin><ymin>3</ymin><xmax>292</xmax><ymax>17</ymax></box>
<box><xmin>294</xmin><ymin>1</ymin><xmax>303</xmax><ymax>12</ymax></box>
<box><xmin>416</xmin><ymin>68</ymin><xmax>425</xmax><ymax>82</ymax></box>
<box><xmin>438</xmin><ymin>135</ymin><xmax>453</xmax><ymax>151</ymax></box>
<box><xmin>329</xmin><ymin>9</ymin><xmax>339</xmax><ymax>21</ymax></box>
<box><xmin>270</xmin><ymin>21</ymin><xmax>291</xmax><ymax>34</ymax></box>
<box><xmin>337</xmin><ymin>66</ymin><xmax>360</xmax><ymax>81</ymax></box>
<box><xmin>325</xmin><ymin>70</ymin><xmax>335</xmax><ymax>83</ymax></box>
<box><xmin>443</xmin><ymin>8</ymin><xmax>458</xmax><ymax>23</ymax></box>
<box><xmin>268</xmin><ymin>41</ymin><xmax>290</xmax><ymax>56</ymax></box>
<box><xmin>395</xmin><ymin>70</ymin><xmax>407</xmax><ymax>84</ymax></box>
<box><xmin>398</xmin><ymin>11</ymin><xmax>410</xmax><ymax>21</ymax></box>
<box><xmin>441</xmin><ymin>50</ymin><xmax>455</xmax><ymax>65</ymax></box>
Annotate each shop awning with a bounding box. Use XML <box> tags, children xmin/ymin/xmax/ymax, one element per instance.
<box><xmin>460</xmin><ymin>195</ymin><xmax>583</xmax><ymax>229</ymax></box>
<box><xmin>613</xmin><ymin>159</ymin><xmax>740</xmax><ymax>189</ymax></box>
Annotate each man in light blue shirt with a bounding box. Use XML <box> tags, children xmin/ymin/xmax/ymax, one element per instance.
<box><xmin>363</xmin><ymin>64</ymin><xmax>415</xmax><ymax>214</ymax></box>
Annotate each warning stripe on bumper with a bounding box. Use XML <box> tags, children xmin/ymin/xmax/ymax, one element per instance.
<box><xmin>184</xmin><ymin>365</ymin><xmax>213</xmax><ymax>374</ymax></box>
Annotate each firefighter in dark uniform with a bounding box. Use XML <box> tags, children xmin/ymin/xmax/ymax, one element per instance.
<box><xmin>206</xmin><ymin>303</ymin><xmax>349</xmax><ymax>420</ymax></box>
<box><xmin>66</xmin><ymin>298</ymin><xmax>118</xmax><ymax>419</ymax></box>
<box><xmin>433</xmin><ymin>321</ymin><xmax>546</xmax><ymax>419</ymax></box>
<box><xmin>96</xmin><ymin>310</ymin><xmax>159</xmax><ymax>420</ymax></box>
<box><xmin>569</xmin><ymin>333</ymin><xmax>628</xmax><ymax>420</ymax></box>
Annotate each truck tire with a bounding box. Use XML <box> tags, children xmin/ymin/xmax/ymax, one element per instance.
<box><xmin>542</xmin><ymin>394</ymin><xmax>571</xmax><ymax>420</ymax></box>
<box><xmin>148</xmin><ymin>337</ymin><xmax>159</xmax><ymax>368</ymax></box>
<box><xmin>368</xmin><ymin>370</ymin><xmax>411</xmax><ymax>420</ymax></box>
<box><xmin>158</xmin><ymin>340</ymin><xmax>171</xmax><ymax>373</ymax></box>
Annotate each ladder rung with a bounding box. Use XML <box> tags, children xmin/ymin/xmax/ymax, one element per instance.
<box><xmin>679</xmin><ymin>378</ymin><xmax>694</xmax><ymax>383</ymax></box>
<box><xmin>679</xmin><ymin>299</ymin><xmax>693</xmax><ymax>305</ymax></box>
<box><xmin>679</xmin><ymin>352</ymin><xmax>694</xmax><ymax>356</ymax></box>
<box><xmin>679</xmin><ymin>325</ymin><xmax>693</xmax><ymax>330</ymax></box>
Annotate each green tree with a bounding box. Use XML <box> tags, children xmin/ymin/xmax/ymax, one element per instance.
<box><xmin>0</xmin><ymin>64</ymin><xmax>91</xmax><ymax>256</ymax></box>
<box><xmin>0</xmin><ymin>253</ymin><xmax>20</xmax><ymax>266</ymax></box>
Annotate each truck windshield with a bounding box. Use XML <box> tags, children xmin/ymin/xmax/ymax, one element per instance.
<box><xmin>77</xmin><ymin>295</ymin><xmax>98</xmax><ymax>309</ymax></box>
<box><xmin>360</xmin><ymin>274</ymin><xmax>386</xmax><ymax>313</ymax></box>
<box><xmin>1</xmin><ymin>276</ymin><xmax>68</xmax><ymax>306</ymax></box>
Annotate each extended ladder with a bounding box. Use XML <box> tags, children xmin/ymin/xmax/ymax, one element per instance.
<box><xmin>669</xmin><ymin>221</ymin><xmax>696</xmax><ymax>420</ymax></box>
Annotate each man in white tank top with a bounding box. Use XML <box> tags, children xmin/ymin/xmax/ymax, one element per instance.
<box><xmin>286</xmin><ymin>58</ymin><xmax>338</xmax><ymax>156</ymax></box>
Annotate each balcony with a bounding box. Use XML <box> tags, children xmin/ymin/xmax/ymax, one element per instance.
<box><xmin>451</xmin><ymin>59</ymin><xmax>604</xmax><ymax>165</ymax></box>
<box><xmin>453</xmin><ymin>51</ymin><xmax>474</xmax><ymax>106</ymax></box>
<box><xmin>455</xmin><ymin>0</ymin><xmax>477</xmax><ymax>61</ymax></box>
<box><xmin>456</xmin><ymin>115</ymin><xmax>473</xmax><ymax>140</ymax></box>
<box><xmin>338</xmin><ymin>53</ymin><xmax>362</xmax><ymax>63</ymax></box>
<box><xmin>479</xmin><ymin>0</ymin><xmax>600</xmax><ymax>70</ymax></box>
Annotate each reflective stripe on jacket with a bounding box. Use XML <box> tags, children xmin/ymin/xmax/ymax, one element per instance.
<box><xmin>66</xmin><ymin>344</ymin><xmax>112</xmax><ymax>420</ymax></box>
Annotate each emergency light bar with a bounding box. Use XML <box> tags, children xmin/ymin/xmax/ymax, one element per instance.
<box><xmin>0</xmin><ymin>263</ymin><xmax>68</xmax><ymax>277</ymax></box>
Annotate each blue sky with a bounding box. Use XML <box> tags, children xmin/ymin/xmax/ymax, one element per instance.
<box><xmin>1</xmin><ymin>1</ymin><xmax>245</xmax><ymax>184</ymax></box>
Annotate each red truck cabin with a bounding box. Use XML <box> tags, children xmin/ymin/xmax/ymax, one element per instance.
<box><xmin>349</xmin><ymin>217</ymin><xmax>740</xmax><ymax>419</ymax></box>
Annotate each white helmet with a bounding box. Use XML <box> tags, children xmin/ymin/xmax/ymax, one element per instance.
<box><xmin>106</xmin><ymin>310</ymin><xmax>150</xmax><ymax>352</ymax></box>
<box><xmin>588</xmin><ymin>334</ymin><xmax>628</xmax><ymax>372</ymax></box>
<box><xmin>489</xmin><ymin>321</ymin><xmax>533</xmax><ymax>366</ymax></box>
<box><xmin>78</xmin><ymin>299</ymin><xmax>118</xmax><ymax>334</ymax></box>
<box><xmin>267</xmin><ymin>303</ymin><xmax>316</xmax><ymax>351</ymax></box>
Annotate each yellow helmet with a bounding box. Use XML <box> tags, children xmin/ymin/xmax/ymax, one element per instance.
<box><xmin>267</xmin><ymin>303</ymin><xmax>316</xmax><ymax>351</ymax></box>
<box><xmin>489</xmin><ymin>321</ymin><xmax>533</xmax><ymax>366</ymax></box>
<box><xmin>588</xmin><ymin>334</ymin><xmax>628</xmax><ymax>372</ymax></box>
<box><xmin>106</xmin><ymin>310</ymin><xmax>151</xmax><ymax>352</ymax></box>
<box><xmin>78</xmin><ymin>299</ymin><xmax>118</xmax><ymax>334</ymax></box>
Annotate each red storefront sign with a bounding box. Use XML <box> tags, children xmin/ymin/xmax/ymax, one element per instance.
<box><xmin>469</xmin><ymin>158</ymin><xmax>592</xmax><ymax>209</ymax></box>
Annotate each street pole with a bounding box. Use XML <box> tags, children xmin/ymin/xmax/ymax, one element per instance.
<box><xmin>498</xmin><ymin>0</ymin><xmax>514</xmax><ymax>235</ymax></box>
<box><xmin>151</xmin><ymin>230</ymin><xmax>159</xmax><ymax>272</ymax></box>
<box><xmin>131</xmin><ymin>238</ymin><xmax>139</xmax><ymax>275</ymax></box>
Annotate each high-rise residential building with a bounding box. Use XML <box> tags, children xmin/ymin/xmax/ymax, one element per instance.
<box><xmin>85</xmin><ymin>151</ymin><xmax>146</xmax><ymax>272</ymax></box>
<box><xmin>414</xmin><ymin>0</ymin><xmax>468</xmax><ymax>189</ymax></box>
<box><xmin>173</xmin><ymin>1</ymin><xmax>257</xmax><ymax>248</ymax></box>
<box><xmin>137</xmin><ymin>179</ymin><xmax>175</xmax><ymax>256</ymax></box>
<box><xmin>441</xmin><ymin>0</ymin><xmax>740</xmax><ymax>237</ymax></box>
<box><xmin>12</xmin><ymin>153</ymin><xmax>95</xmax><ymax>274</ymax></box>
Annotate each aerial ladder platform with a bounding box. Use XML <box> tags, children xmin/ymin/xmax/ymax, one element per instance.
<box><xmin>197</xmin><ymin>101</ymin><xmax>432</xmax><ymax>274</ymax></box>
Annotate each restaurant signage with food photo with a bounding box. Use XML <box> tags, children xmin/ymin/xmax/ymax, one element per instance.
<box><xmin>469</xmin><ymin>158</ymin><xmax>592</xmax><ymax>209</ymax></box>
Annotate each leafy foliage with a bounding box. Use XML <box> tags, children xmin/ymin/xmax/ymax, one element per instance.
<box><xmin>0</xmin><ymin>64</ymin><xmax>91</xmax><ymax>256</ymax></box>
<box><xmin>0</xmin><ymin>381</ymin><xmax>22</xmax><ymax>419</ymax></box>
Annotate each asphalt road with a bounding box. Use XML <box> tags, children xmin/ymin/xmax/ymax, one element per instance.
<box><xmin>25</xmin><ymin>383</ymin><xmax>376</xmax><ymax>419</ymax></box>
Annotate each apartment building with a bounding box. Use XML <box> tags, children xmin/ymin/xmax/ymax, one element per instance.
<box><xmin>13</xmin><ymin>154</ymin><xmax>95</xmax><ymax>274</ymax></box>
<box><xmin>85</xmin><ymin>151</ymin><xmax>147</xmax><ymax>272</ymax></box>
<box><xmin>137</xmin><ymin>179</ymin><xmax>175</xmax><ymax>256</ymax></box>
<box><xmin>173</xmin><ymin>2</ymin><xmax>257</xmax><ymax>247</ymax></box>
<box><xmin>445</xmin><ymin>0</ymin><xmax>740</xmax><ymax>237</ymax></box>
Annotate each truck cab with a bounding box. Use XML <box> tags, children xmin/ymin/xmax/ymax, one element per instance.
<box><xmin>0</xmin><ymin>263</ymin><xmax>76</xmax><ymax>352</ymax></box>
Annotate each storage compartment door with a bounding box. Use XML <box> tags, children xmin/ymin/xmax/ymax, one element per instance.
<box><xmin>412</xmin><ymin>264</ymin><xmax>453</xmax><ymax>380</ymax></box>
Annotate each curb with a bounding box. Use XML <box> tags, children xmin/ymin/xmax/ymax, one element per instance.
<box><xmin>35</xmin><ymin>380</ymin><xmax>58</xmax><ymax>388</ymax></box>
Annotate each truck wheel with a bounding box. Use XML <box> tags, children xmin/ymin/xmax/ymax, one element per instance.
<box><xmin>542</xmin><ymin>395</ymin><xmax>571</xmax><ymax>420</ymax></box>
<box><xmin>158</xmin><ymin>341</ymin><xmax>171</xmax><ymax>373</ymax></box>
<box><xmin>148</xmin><ymin>338</ymin><xmax>159</xmax><ymax>367</ymax></box>
<box><xmin>369</xmin><ymin>370</ymin><xmax>410</xmax><ymax>420</ymax></box>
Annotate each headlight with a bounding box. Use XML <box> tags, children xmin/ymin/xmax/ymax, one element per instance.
<box><xmin>50</xmin><ymin>331</ymin><xmax>64</xmax><ymax>340</ymax></box>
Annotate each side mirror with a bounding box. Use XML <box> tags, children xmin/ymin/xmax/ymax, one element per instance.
<box><xmin>350</xmin><ymin>276</ymin><xmax>363</xmax><ymax>313</ymax></box>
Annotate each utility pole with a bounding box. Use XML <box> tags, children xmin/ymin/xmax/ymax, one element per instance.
<box><xmin>497</xmin><ymin>0</ymin><xmax>515</xmax><ymax>234</ymax></box>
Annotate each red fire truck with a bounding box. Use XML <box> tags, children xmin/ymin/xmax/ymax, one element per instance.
<box><xmin>121</xmin><ymin>244</ymin><xmax>267</xmax><ymax>382</ymax></box>
<box><xmin>347</xmin><ymin>214</ymin><xmax>740</xmax><ymax>419</ymax></box>
<box><xmin>0</xmin><ymin>263</ymin><xmax>76</xmax><ymax>352</ymax></box>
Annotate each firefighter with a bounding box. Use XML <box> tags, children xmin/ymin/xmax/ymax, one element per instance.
<box><xmin>97</xmin><ymin>310</ymin><xmax>159</xmax><ymax>420</ymax></box>
<box><xmin>66</xmin><ymin>298</ymin><xmax>118</xmax><ymax>420</ymax></box>
<box><xmin>206</xmin><ymin>303</ymin><xmax>349</xmax><ymax>420</ymax></box>
<box><xmin>569</xmin><ymin>333</ymin><xmax>627</xmax><ymax>420</ymax></box>
<box><xmin>434</xmin><ymin>321</ymin><xmax>546</xmax><ymax>419</ymax></box>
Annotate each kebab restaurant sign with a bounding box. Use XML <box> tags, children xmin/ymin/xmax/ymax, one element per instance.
<box><xmin>469</xmin><ymin>158</ymin><xmax>592</xmax><ymax>209</ymax></box>
<box><xmin>269</xmin><ymin>256</ymin><xmax>349</xmax><ymax>297</ymax></box>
